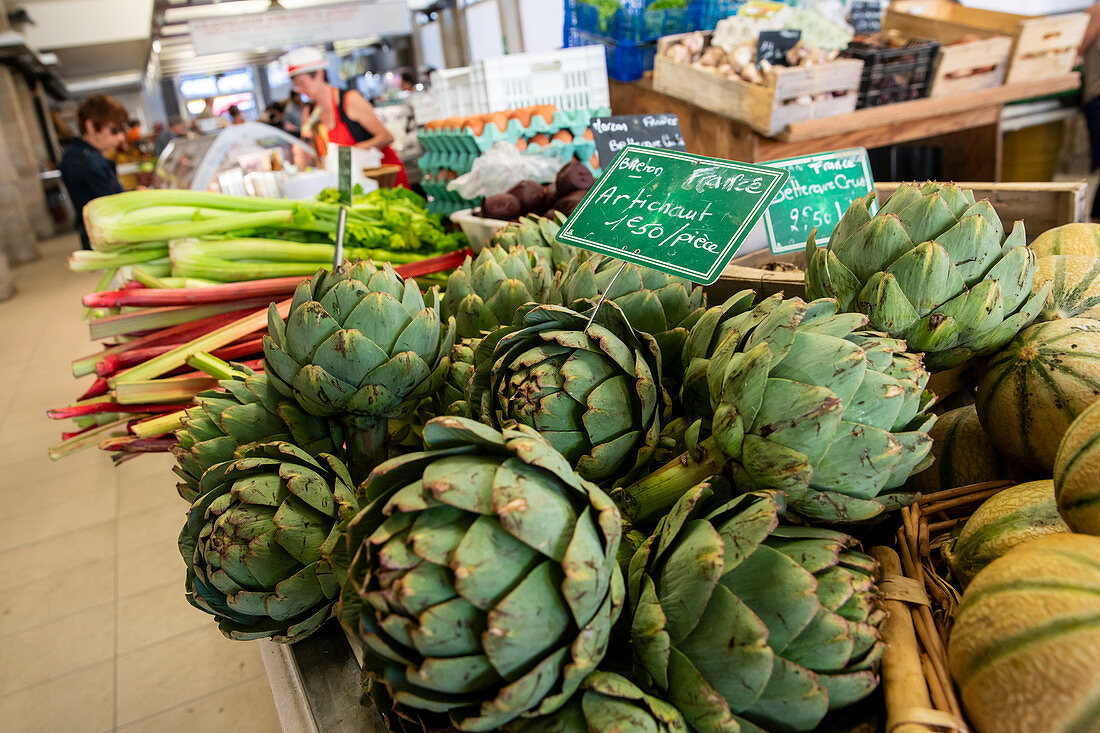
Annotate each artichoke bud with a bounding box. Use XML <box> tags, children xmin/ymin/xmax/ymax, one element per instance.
<box><xmin>806</xmin><ymin>182</ymin><xmax>1048</xmax><ymax>371</ymax></box>
<box><xmin>180</xmin><ymin>441</ymin><xmax>360</xmax><ymax>643</ymax></box>
<box><xmin>263</xmin><ymin>259</ymin><xmax>453</xmax><ymax>425</ymax></box>
<box><xmin>628</xmin><ymin>483</ymin><xmax>886</xmax><ymax>733</ymax></box>
<box><xmin>172</xmin><ymin>367</ymin><xmax>342</xmax><ymax>504</ymax></box>
<box><xmin>344</xmin><ymin>416</ymin><xmax>623</xmax><ymax>731</ymax></box>
<box><xmin>442</xmin><ymin>244</ymin><xmax>559</xmax><ymax>340</ymax></box>
<box><xmin>704</xmin><ymin>295</ymin><xmax>935</xmax><ymax>523</ymax></box>
<box><xmin>468</xmin><ymin>301</ymin><xmax>668</xmax><ymax>486</ymax></box>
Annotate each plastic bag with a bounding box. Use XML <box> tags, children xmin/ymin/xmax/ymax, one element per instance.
<box><xmin>447</xmin><ymin>142</ymin><xmax>562</xmax><ymax>199</ymax></box>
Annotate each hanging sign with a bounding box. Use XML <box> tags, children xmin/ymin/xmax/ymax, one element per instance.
<box><xmin>590</xmin><ymin>114</ymin><xmax>687</xmax><ymax>168</ymax></box>
<box><xmin>849</xmin><ymin>1</ymin><xmax>883</xmax><ymax>35</ymax></box>
<box><xmin>556</xmin><ymin>146</ymin><xmax>789</xmax><ymax>284</ymax></box>
<box><xmin>762</xmin><ymin>147</ymin><xmax>876</xmax><ymax>255</ymax></box>
<box><xmin>757</xmin><ymin>29</ymin><xmax>802</xmax><ymax>67</ymax></box>
<box><xmin>190</xmin><ymin>2</ymin><xmax>412</xmax><ymax>57</ymax></box>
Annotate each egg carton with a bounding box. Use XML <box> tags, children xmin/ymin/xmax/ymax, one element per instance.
<box><xmin>418</xmin><ymin>151</ymin><xmax>481</xmax><ymax>176</ymax></box>
<box><xmin>419</xmin><ymin>107</ymin><xmax>611</xmax><ymax>156</ymax></box>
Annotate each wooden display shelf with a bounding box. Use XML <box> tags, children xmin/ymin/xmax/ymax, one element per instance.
<box><xmin>610</xmin><ymin>72</ymin><xmax>1080</xmax><ymax>181</ymax></box>
<box><xmin>779</xmin><ymin>72</ymin><xmax>1081</xmax><ymax>142</ymax></box>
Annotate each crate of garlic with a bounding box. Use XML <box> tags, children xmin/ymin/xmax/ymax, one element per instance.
<box><xmin>654</xmin><ymin>29</ymin><xmax>863</xmax><ymax>136</ymax></box>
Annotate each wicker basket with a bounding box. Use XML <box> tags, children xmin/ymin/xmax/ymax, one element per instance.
<box><xmin>874</xmin><ymin>480</ymin><xmax>1017</xmax><ymax>733</ymax></box>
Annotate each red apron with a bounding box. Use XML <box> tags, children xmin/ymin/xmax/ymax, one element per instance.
<box><xmin>327</xmin><ymin>88</ymin><xmax>409</xmax><ymax>189</ymax></box>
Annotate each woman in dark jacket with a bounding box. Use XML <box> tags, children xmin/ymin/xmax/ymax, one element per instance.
<box><xmin>59</xmin><ymin>94</ymin><xmax>129</xmax><ymax>249</ymax></box>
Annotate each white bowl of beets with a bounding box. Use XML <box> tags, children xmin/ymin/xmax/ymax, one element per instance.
<box><xmin>478</xmin><ymin>159</ymin><xmax>595</xmax><ymax>222</ymax></box>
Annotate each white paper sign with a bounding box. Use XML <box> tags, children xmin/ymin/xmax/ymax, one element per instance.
<box><xmin>190</xmin><ymin>2</ymin><xmax>412</xmax><ymax>57</ymax></box>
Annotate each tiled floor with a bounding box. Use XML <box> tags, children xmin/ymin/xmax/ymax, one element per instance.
<box><xmin>0</xmin><ymin>234</ymin><xmax>280</xmax><ymax>732</ymax></box>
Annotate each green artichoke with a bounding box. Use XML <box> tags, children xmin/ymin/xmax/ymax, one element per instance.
<box><xmin>558</xmin><ymin>255</ymin><xmax>706</xmax><ymax>380</ymax></box>
<box><xmin>263</xmin><ymin>260</ymin><xmax>454</xmax><ymax>473</ymax></box>
<box><xmin>344</xmin><ymin>416</ymin><xmax>624</xmax><ymax>731</ymax></box>
<box><xmin>806</xmin><ymin>182</ymin><xmax>1050</xmax><ymax>371</ymax></box>
<box><xmin>680</xmin><ymin>289</ymin><xmax>759</xmax><ymax>421</ymax></box>
<box><xmin>511</xmin><ymin>672</ymin><xmax>688</xmax><ymax>732</ymax></box>
<box><xmin>180</xmin><ymin>442</ymin><xmax>359</xmax><ymax>642</ymax></box>
<box><xmin>708</xmin><ymin>295</ymin><xmax>934</xmax><ymax>522</ymax></box>
<box><xmin>468</xmin><ymin>302</ymin><xmax>665</xmax><ymax>485</ymax></box>
<box><xmin>489</xmin><ymin>213</ymin><xmax>579</xmax><ymax>274</ymax></box>
<box><xmin>441</xmin><ymin>244</ymin><xmax>559</xmax><ymax>340</ymax></box>
<box><xmin>620</xmin><ymin>295</ymin><xmax>934</xmax><ymax>525</ymax></box>
<box><xmin>436</xmin><ymin>337</ymin><xmax>479</xmax><ymax>418</ymax></box>
<box><xmin>629</xmin><ymin>483</ymin><xmax>886</xmax><ymax>733</ymax></box>
<box><xmin>172</xmin><ymin>368</ymin><xmax>343</xmax><ymax>503</ymax></box>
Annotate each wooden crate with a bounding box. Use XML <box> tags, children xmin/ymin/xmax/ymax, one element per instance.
<box><xmin>928</xmin><ymin>35</ymin><xmax>1012</xmax><ymax>97</ymax></box>
<box><xmin>885</xmin><ymin>0</ymin><xmax>1087</xmax><ymax>85</ymax></box>
<box><xmin>653</xmin><ymin>32</ymin><xmax>864</xmax><ymax>136</ymax></box>
<box><xmin>706</xmin><ymin>181</ymin><xmax>1089</xmax><ymax>302</ymax></box>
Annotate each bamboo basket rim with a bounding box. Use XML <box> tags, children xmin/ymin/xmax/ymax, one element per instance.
<box><xmin>875</xmin><ymin>479</ymin><xmax>1018</xmax><ymax>733</ymax></box>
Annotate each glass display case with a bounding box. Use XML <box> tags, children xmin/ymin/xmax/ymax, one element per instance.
<box><xmin>152</xmin><ymin>122</ymin><xmax>328</xmax><ymax>196</ymax></box>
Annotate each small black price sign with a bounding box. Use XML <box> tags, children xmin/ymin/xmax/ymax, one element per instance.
<box><xmin>756</xmin><ymin>29</ymin><xmax>802</xmax><ymax>67</ymax></box>
<box><xmin>591</xmin><ymin>114</ymin><xmax>687</xmax><ymax>168</ymax></box>
<box><xmin>849</xmin><ymin>0</ymin><xmax>882</xmax><ymax>35</ymax></box>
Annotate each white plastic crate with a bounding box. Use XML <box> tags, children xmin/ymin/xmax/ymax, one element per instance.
<box><xmin>412</xmin><ymin>67</ymin><xmax>487</xmax><ymax>123</ymax></box>
<box><xmin>476</xmin><ymin>46</ymin><xmax>610</xmax><ymax>113</ymax></box>
<box><xmin>413</xmin><ymin>47</ymin><xmax>610</xmax><ymax>125</ymax></box>
<box><xmin>406</xmin><ymin>91</ymin><xmax>439</xmax><ymax>126</ymax></box>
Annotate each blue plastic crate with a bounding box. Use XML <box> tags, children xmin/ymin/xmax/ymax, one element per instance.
<box><xmin>568</xmin><ymin>29</ymin><xmax>657</xmax><ymax>83</ymax></box>
<box><xmin>566</xmin><ymin>0</ymin><xmax>691</xmax><ymax>44</ymax></box>
<box><xmin>688</xmin><ymin>0</ymin><xmax>743</xmax><ymax>30</ymax></box>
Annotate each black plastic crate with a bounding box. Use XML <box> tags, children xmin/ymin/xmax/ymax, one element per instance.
<box><xmin>843</xmin><ymin>39</ymin><xmax>940</xmax><ymax>109</ymax></box>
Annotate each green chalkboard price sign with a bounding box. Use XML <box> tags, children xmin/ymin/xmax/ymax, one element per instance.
<box><xmin>337</xmin><ymin>145</ymin><xmax>353</xmax><ymax>205</ymax></box>
<box><xmin>762</xmin><ymin>147</ymin><xmax>876</xmax><ymax>255</ymax></box>
<box><xmin>557</xmin><ymin>146</ymin><xmax>789</xmax><ymax>284</ymax></box>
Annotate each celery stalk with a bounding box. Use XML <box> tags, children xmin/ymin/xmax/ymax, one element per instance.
<box><xmin>129</xmin><ymin>266</ymin><xmax>171</xmax><ymax>289</ymax></box>
<box><xmin>69</xmin><ymin>249</ymin><xmax>168</xmax><ymax>272</ymax></box>
<box><xmin>85</xmin><ymin>190</ymin><xmax>302</xmax><ymax>250</ymax></box>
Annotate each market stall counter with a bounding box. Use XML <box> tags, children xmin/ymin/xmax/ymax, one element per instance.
<box><xmin>609</xmin><ymin>72</ymin><xmax>1081</xmax><ymax>181</ymax></box>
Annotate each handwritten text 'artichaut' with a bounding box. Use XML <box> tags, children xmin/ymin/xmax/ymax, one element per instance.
<box><xmin>590</xmin><ymin>158</ymin><xmax>770</xmax><ymax>254</ymax></box>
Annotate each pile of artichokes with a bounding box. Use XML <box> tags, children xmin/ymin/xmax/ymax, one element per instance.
<box><xmin>165</xmin><ymin>183</ymin><xmax>1050</xmax><ymax>731</ymax></box>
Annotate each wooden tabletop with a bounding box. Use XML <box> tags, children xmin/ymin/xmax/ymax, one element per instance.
<box><xmin>779</xmin><ymin>73</ymin><xmax>1081</xmax><ymax>142</ymax></box>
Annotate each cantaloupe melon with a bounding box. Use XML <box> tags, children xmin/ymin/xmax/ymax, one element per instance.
<box><xmin>942</xmin><ymin>480</ymin><xmax>1069</xmax><ymax>586</ymax></box>
<box><xmin>1054</xmin><ymin>398</ymin><xmax>1100</xmax><ymax>535</ymax></box>
<box><xmin>908</xmin><ymin>405</ymin><xmax>1013</xmax><ymax>493</ymax></box>
<box><xmin>1032</xmin><ymin>254</ymin><xmax>1100</xmax><ymax>322</ymax></box>
<box><xmin>1030</xmin><ymin>222</ymin><xmax>1100</xmax><ymax>258</ymax></box>
<box><xmin>976</xmin><ymin>318</ymin><xmax>1100</xmax><ymax>472</ymax></box>
<box><xmin>947</xmin><ymin>534</ymin><xmax>1100</xmax><ymax>733</ymax></box>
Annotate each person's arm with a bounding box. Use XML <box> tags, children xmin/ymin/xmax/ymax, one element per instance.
<box><xmin>343</xmin><ymin>90</ymin><xmax>395</xmax><ymax>150</ymax></box>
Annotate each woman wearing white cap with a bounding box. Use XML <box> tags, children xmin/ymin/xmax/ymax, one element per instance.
<box><xmin>282</xmin><ymin>46</ymin><xmax>409</xmax><ymax>188</ymax></box>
